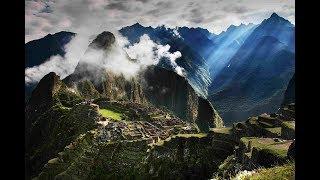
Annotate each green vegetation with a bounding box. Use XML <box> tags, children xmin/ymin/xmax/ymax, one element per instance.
<box><xmin>77</xmin><ymin>80</ymin><xmax>101</xmax><ymax>99</ymax></box>
<box><xmin>242</xmin><ymin>163</ymin><xmax>294</xmax><ymax>180</ymax></box>
<box><xmin>99</xmin><ymin>108</ymin><xmax>123</xmax><ymax>121</ymax></box>
<box><xmin>150</xmin><ymin>114</ymin><xmax>166</xmax><ymax>119</ymax></box>
<box><xmin>144</xmin><ymin>134</ymin><xmax>230</xmax><ymax>179</ymax></box>
<box><xmin>241</xmin><ymin>137</ymin><xmax>290</xmax><ymax>157</ymax></box>
<box><xmin>28</xmin><ymin>103</ymin><xmax>100</xmax><ymax>178</ymax></box>
<box><xmin>282</xmin><ymin>121</ymin><xmax>295</xmax><ymax>130</ymax></box>
<box><xmin>154</xmin><ymin>133</ymin><xmax>207</xmax><ymax>146</ymax></box>
<box><xmin>265</xmin><ymin>127</ymin><xmax>281</xmax><ymax>136</ymax></box>
<box><xmin>174</xmin><ymin>133</ymin><xmax>208</xmax><ymax>138</ymax></box>
<box><xmin>53</xmin><ymin>86</ymin><xmax>83</xmax><ymax>107</ymax></box>
<box><xmin>211</xmin><ymin>127</ymin><xmax>233</xmax><ymax>135</ymax></box>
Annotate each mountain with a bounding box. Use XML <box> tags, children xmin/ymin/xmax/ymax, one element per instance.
<box><xmin>27</xmin><ymin>72</ymin><xmax>295</xmax><ymax>179</ymax></box>
<box><xmin>119</xmin><ymin>24</ymin><xmax>212</xmax><ymax>97</ymax></box>
<box><xmin>63</xmin><ymin>31</ymin><xmax>223</xmax><ymax>130</ymax></box>
<box><xmin>25</xmin><ymin>31</ymin><xmax>75</xmax><ymax>101</ymax></box>
<box><xmin>177</xmin><ymin>26</ymin><xmax>216</xmax><ymax>59</ymax></box>
<box><xmin>25</xmin><ymin>31</ymin><xmax>224</xmax><ymax>178</ymax></box>
<box><xmin>25</xmin><ymin>31</ymin><xmax>75</xmax><ymax>68</ymax></box>
<box><xmin>25</xmin><ymin>72</ymin><xmax>85</xmax><ymax>177</ymax></box>
<box><xmin>208</xmin><ymin>13</ymin><xmax>295</xmax><ymax>124</ymax></box>
<box><xmin>25</xmin><ymin>13</ymin><xmax>295</xmax><ymax>125</ymax></box>
<box><xmin>206</xmin><ymin>23</ymin><xmax>257</xmax><ymax>78</ymax></box>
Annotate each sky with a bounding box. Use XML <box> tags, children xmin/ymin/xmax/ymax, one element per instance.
<box><xmin>25</xmin><ymin>0</ymin><xmax>295</xmax><ymax>43</ymax></box>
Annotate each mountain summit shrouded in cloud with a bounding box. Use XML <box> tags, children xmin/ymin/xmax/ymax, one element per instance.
<box><xmin>25</xmin><ymin>12</ymin><xmax>295</xmax><ymax>124</ymax></box>
<box><xmin>25</xmin><ymin>0</ymin><xmax>294</xmax><ymax>42</ymax></box>
<box><xmin>25</xmin><ymin>1</ymin><xmax>295</xmax><ymax>179</ymax></box>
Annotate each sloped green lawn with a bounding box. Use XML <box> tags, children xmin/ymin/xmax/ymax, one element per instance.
<box><xmin>99</xmin><ymin>109</ymin><xmax>123</xmax><ymax>121</ymax></box>
<box><xmin>243</xmin><ymin>163</ymin><xmax>294</xmax><ymax>180</ymax></box>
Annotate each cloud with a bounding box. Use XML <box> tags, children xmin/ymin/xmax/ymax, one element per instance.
<box><xmin>223</xmin><ymin>5</ymin><xmax>251</xmax><ymax>14</ymax></box>
<box><xmin>25</xmin><ymin>0</ymin><xmax>295</xmax><ymax>42</ymax></box>
<box><xmin>25</xmin><ymin>33</ymin><xmax>185</xmax><ymax>84</ymax></box>
<box><xmin>95</xmin><ymin>34</ymin><xmax>185</xmax><ymax>79</ymax></box>
<box><xmin>25</xmin><ymin>33</ymin><xmax>91</xmax><ymax>84</ymax></box>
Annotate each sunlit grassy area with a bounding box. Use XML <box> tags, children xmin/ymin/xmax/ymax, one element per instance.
<box><xmin>99</xmin><ymin>108</ymin><xmax>123</xmax><ymax>121</ymax></box>
<box><xmin>265</xmin><ymin>127</ymin><xmax>281</xmax><ymax>136</ymax></box>
<box><xmin>153</xmin><ymin>133</ymin><xmax>208</xmax><ymax>146</ymax></box>
<box><xmin>174</xmin><ymin>133</ymin><xmax>208</xmax><ymax>138</ymax></box>
<box><xmin>241</xmin><ymin>137</ymin><xmax>291</xmax><ymax>157</ymax></box>
<box><xmin>282</xmin><ymin>121</ymin><xmax>295</xmax><ymax>130</ymax></box>
<box><xmin>210</xmin><ymin>127</ymin><xmax>233</xmax><ymax>135</ymax></box>
<box><xmin>242</xmin><ymin>163</ymin><xmax>294</xmax><ymax>180</ymax></box>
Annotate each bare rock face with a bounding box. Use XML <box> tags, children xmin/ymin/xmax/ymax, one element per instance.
<box><xmin>287</xmin><ymin>140</ymin><xmax>295</xmax><ymax>160</ymax></box>
<box><xmin>282</xmin><ymin>74</ymin><xmax>295</xmax><ymax>106</ymax></box>
<box><xmin>196</xmin><ymin>97</ymin><xmax>223</xmax><ymax>131</ymax></box>
<box><xmin>143</xmin><ymin>66</ymin><xmax>223</xmax><ymax>130</ymax></box>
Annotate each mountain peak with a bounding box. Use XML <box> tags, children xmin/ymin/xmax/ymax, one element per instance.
<box><xmin>132</xmin><ymin>22</ymin><xmax>144</xmax><ymax>28</ymax></box>
<box><xmin>27</xmin><ymin>72</ymin><xmax>63</xmax><ymax>108</ymax></box>
<box><xmin>270</xmin><ymin>12</ymin><xmax>280</xmax><ymax>19</ymax></box>
<box><xmin>260</xmin><ymin>12</ymin><xmax>293</xmax><ymax>27</ymax></box>
<box><xmin>89</xmin><ymin>31</ymin><xmax>115</xmax><ymax>49</ymax></box>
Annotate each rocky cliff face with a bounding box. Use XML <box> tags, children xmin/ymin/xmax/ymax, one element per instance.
<box><xmin>282</xmin><ymin>74</ymin><xmax>295</xmax><ymax>106</ymax></box>
<box><xmin>142</xmin><ymin>65</ymin><xmax>223</xmax><ymax>130</ymax></box>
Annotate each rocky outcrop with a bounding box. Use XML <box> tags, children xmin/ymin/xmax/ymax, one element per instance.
<box><xmin>197</xmin><ymin>97</ymin><xmax>223</xmax><ymax>131</ymax></box>
<box><xmin>287</xmin><ymin>140</ymin><xmax>295</xmax><ymax>160</ymax></box>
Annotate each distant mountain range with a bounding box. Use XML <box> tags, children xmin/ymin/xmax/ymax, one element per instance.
<box><xmin>25</xmin><ymin>31</ymin><xmax>75</xmax><ymax>68</ymax></box>
<box><xmin>25</xmin><ymin>13</ymin><xmax>295</xmax><ymax>124</ymax></box>
<box><xmin>207</xmin><ymin>13</ymin><xmax>294</xmax><ymax>123</ymax></box>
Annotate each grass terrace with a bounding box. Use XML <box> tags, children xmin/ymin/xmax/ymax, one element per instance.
<box><xmin>210</xmin><ymin>127</ymin><xmax>233</xmax><ymax>135</ymax></box>
<box><xmin>281</xmin><ymin>121</ymin><xmax>295</xmax><ymax>130</ymax></box>
<box><xmin>153</xmin><ymin>133</ymin><xmax>208</xmax><ymax>146</ymax></box>
<box><xmin>241</xmin><ymin>137</ymin><xmax>292</xmax><ymax>158</ymax></box>
<box><xmin>242</xmin><ymin>163</ymin><xmax>294</xmax><ymax>180</ymax></box>
<box><xmin>99</xmin><ymin>108</ymin><xmax>123</xmax><ymax>121</ymax></box>
<box><xmin>265</xmin><ymin>127</ymin><xmax>282</xmax><ymax>136</ymax></box>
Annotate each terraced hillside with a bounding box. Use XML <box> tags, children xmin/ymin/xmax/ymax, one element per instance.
<box><xmin>26</xmin><ymin>30</ymin><xmax>295</xmax><ymax>180</ymax></box>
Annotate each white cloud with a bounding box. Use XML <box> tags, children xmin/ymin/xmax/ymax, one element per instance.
<box><xmin>25</xmin><ymin>0</ymin><xmax>295</xmax><ymax>42</ymax></box>
<box><xmin>25</xmin><ymin>34</ymin><xmax>91</xmax><ymax>84</ymax></box>
<box><xmin>25</xmin><ymin>33</ymin><xmax>185</xmax><ymax>84</ymax></box>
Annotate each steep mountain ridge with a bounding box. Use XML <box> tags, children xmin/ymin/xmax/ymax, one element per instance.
<box><xmin>25</xmin><ymin>13</ymin><xmax>295</xmax><ymax>125</ymax></box>
<box><xmin>120</xmin><ymin>24</ymin><xmax>212</xmax><ymax>97</ymax></box>
<box><xmin>25</xmin><ymin>31</ymin><xmax>75</xmax><ymax>68</ymax></box>
<box><xmin>208</xmin><ymin>13</ymin><xmax>295</xmax><ymax>124</ymax></box>
<box><xmin>63</xmin><ymin>31</ymin><xmax>222</xmax><ymax>129</ymax></box>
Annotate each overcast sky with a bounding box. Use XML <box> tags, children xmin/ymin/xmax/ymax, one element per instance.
<box><xmin>25</xmin><ymin>0</ymin><xmax>295</xmax><ymax>43</ymax></box>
